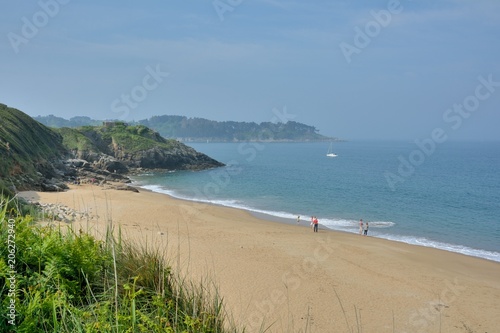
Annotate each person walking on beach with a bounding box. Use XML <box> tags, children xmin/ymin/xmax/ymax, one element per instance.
<box><xmin>313</xmin><ymin>217</ymin><xmax>319</xmax><ymax>233</ymax></box>
<box><xmin>297</xmin><ymin>215</ymin><xmax>300</xmax><ymax>224</ymax></box>
<box><xmin>363</xmin><ymin>222</ymin><xmax>369</xmax><ymax>236</ymax></box>
<box><xmin>359</xmin><ymin>219</ymin><xmax>363</xmax><ymax>235</ymax></box>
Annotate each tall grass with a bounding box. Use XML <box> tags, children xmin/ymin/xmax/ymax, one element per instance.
<box><xmin>0</xmin><ymin>197</ymin><xmax>240</xmax><ymax>332</ymax></box>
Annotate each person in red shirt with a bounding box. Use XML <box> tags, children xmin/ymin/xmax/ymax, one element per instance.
<box><xmin>313</xmin><ymin>217</ymin><xmax>319</xmax><ymax>233</ymax></box>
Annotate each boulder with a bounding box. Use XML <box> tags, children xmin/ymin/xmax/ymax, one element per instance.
<box><xmin>114</xmin><ymin>185</ymin><xmax>139</xmax><ymax>193</ymax></box>
<box><xmin>66</xmin><ymin>159</ymin><xmax>88</xmax><ymax>168</ymax></box>
<box><xmin>41</xmin><ymin>183</ymin><xmax>61</xmax><ymax>192</ymax></box>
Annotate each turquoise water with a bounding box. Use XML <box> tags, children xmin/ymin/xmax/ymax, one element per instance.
<box><xmin>133</xmin><ymin>141</ymin><xmax>500</xmax><ymax>262</ymax></box>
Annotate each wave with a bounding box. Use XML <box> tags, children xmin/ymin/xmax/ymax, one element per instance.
<box><xmin>376</xmin><ymin>234</ymin><xmax>500</xmax><ymax>263</ymax></box>
<box><xmin>140</xmin><ymin>184</ymin><xmax>178</xmax><ymax>197</ymax></box>
<box><xmin>137</xmin><ymin>183</ymin><xmax>500</xmax><ymax>263</ymax></box>
<box><xmin>320</xmin><ymin>219</ymin><xmax>395</xmax><ymax>229</ymax></box>
<box><xmin>140</xmin><ymin>184</ymin><xmax>396</xmax><ymax>227</ymax></box>
<box><xmin>140</xmin><ymin>184</ymin><xmax>243</xmax><ymax>207</ymax></box>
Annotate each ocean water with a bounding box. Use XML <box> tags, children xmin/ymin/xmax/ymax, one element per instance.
<box><xmin>132</xmin><ymin>141</ymin><xmax>500</xmax><ymax>262</ymax></box>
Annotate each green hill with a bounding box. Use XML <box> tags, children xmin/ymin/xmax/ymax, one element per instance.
<box><xmin>56</xmin><ymin>122</ymin><xmax>177</xmax><ymax>155</ymax></box>
<box><xmin>54</xmin><ymin>122</ymin><xmax>224</xmax><ymax>170</ymax></box>
<box><xmin>0</xmin><ymin>104</ymin><xmax>66</xmax><ymax>192</ymax></box>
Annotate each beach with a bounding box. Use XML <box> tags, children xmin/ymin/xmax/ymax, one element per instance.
<box><xmin>19</xmin><ymin>184</ymin><xmax>500</xmax><ymax>333</ymax></box>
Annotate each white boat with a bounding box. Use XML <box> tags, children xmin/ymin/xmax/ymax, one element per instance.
<box><xmin>326</xmin><ymin>142</ymin><xmax>337</xmax><ymax>157</ymax></box>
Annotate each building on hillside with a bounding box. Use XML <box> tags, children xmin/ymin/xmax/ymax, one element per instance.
<box><xmin>103</xmin><ymin>121</ymin><xmax>128</xmax><ymax>127</ymax></box>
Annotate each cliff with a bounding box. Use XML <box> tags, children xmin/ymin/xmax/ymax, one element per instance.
<box><xmin>55</xmin><ymin>123</ymin><xmax>224</xmax><ymax>171</ymax></box>
<box><xmin>0</xmin><ymin>104</ymin><xmax>224</xmax><ymax>194</ymax></box>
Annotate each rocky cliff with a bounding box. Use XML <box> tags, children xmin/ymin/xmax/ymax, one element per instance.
<box><xmin>0</xmin><ymin>104</ymin><xmax>224</xmax><ymax>194</ymax></box>
<box><xmin>56</xmin><ymin>123</ymin><xmax>224</xmax><ymax>173</ymax></box>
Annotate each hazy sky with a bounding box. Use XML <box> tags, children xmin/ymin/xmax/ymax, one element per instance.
<box><xmin>1</xmin><ymin>0</ymin><xmax>499</xmax><ymax>140</ymax></box>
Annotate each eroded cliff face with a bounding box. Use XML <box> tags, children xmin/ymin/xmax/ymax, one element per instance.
<box><xmin>64</xmin><ymin>123</ymin><xmax>224</xmax><ymax>171</ymax></box>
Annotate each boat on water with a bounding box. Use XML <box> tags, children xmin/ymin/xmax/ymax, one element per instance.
<box><xmin>326</xmin><ymin>142</ymin><xmax>337</xmax><ymax>157</ymax></box>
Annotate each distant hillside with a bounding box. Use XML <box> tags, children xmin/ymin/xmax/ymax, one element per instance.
<box><xmin>35</xmin><ymin>114</ymin><xmax>337</xmax><ymax>142</ymax></box>
<box><xmin>33</xmin><ymin>114</ymin><xmax>102</xmax><ymax>128</ymax></box>
<box><xmin>139</xmin><ymin>116</ymin><xmax>333</xmax><ymax>142</ymax></box>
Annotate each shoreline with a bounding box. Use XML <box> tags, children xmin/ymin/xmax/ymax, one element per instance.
<box><xmin>18</xmin><ymin>184</ymin><xmax>500</xmax><ymax>332</ymax></box>
<box><xmin>134</xmin><ymin>182</ymin><xmax>500</xmax><ymax>263</ymax></box>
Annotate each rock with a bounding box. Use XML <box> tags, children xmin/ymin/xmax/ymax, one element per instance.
<box><xmin>41</xmin><ymin>183</ymin><xmax>61</xmax><ymax>192</ymax></box>
<box><xmin>104</xmin><ymin>160</ymin><xmax>128</xmax><ymax>174</ymax></box>
<box><xmin>41</xmin><ymin>178</ymin><xmax>69</xmax><ymax>192</ymax></box>
<box><xmin>116</xmin><ymin>146</ymin><xmax>224</xmax><ymax>171</ymax></box>
<box><xmin>66</xmin><ymin>159</ymin><xmax>88</xmax><ymax>168</ymax></box>
<box><xmin>114</xmin><ymin>185</ymin><xmax>139</xmax><ymax>193</ymax></box>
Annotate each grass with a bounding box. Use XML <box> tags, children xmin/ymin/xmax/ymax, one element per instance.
<box><xmin>0</xmin><ymin>104</ymin><xmax>65</xmax><ymax>179</ymax></box>
<box><xmin>100</xmin><ymin>124</ymin><xmax>177</xmax><ymax>153</ymax></box>
<box><xmin>0</xmin><ymin>197</ymin><xmax>241</xmax><ymax>332</ymax></box>
<box><xmin>55</xmin><ymin>123</ymin><xmax>178</xmax><ymax>156</ymax></box>
<box><xmin>54</xmin><ymin>127</ymin><xmax>99</xmax><ymax>153</ymax></box>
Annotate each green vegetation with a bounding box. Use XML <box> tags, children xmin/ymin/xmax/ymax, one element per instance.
<box><xmin>54</xmin><ymin>127</ymin><xmax>99</xmax><ymax>152</ymax></box>
<box><xmin>0</xmin><ymin>104</ymin><xmax>65</xmax><ymax>180</ymax></box>
<box><xmin>98</xmin><ymin>123</ymin><xmax>177</xmax><ymax>153</ymax></box>
<box><xmin>0</xmin><ymin>198</ymin><xmax>239</xmax><ymax>332</ymax></box>
<box><xmin>54</xmin><ymin>123</ymin><xmax>177</xmax><ymax>154</ymax></box>
<box><xmin>0</xmin><ymin>179</ymin><xmax>15</xmax><ymax>199</ymax></box>
<box><xmin>55</xmin><ymin>123</ymin><xmax>179</xmax><ymax>156</ymax></box>
<box><xmin>32</xmin><ymin>115</ymin><xmax>101</xmax><ymax>128</ymax></box>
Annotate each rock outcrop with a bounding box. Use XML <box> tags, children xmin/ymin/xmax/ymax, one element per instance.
<box><xmin>57</xmin><ymin>123</ymin><xmax>224</xmax><ymax>172</ymax></box>
<box><xmin>113</xmin><ymin>146</ymin><xmax>223</xmax><ymax>170</ymax></box>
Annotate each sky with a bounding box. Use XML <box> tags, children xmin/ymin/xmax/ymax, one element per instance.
<box><xmin>1</xmin><ymin>0</ymin><xmax>499</xmax><ymax>141</ymax></box>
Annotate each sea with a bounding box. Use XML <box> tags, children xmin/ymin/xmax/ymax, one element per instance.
<box><xmin>132</xmin><ymin>141</ymin><xmax>500</xmax><ymax>263</ymax></box>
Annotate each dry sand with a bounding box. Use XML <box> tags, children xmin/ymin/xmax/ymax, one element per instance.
<box><xmin>19</xmin><ymin>184</ymin><xmax>500</xmax><ymax>333</ymax></box>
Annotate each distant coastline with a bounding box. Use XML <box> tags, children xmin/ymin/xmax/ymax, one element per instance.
<box><xmin>34</xmin><ymin>114</ymin><xmax>341</xmax><ymax>143</ymax></box>
<box><xmin>176</xmin><ymin>137</ymin><xmax>346</xmax><ymax>143</ymax></box>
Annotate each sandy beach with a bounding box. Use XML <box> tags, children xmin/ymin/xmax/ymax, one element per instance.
<box><xmin>19</xmin><ymin>184</ymin><xmax>500</xmax><ymax>333</ymax></box>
